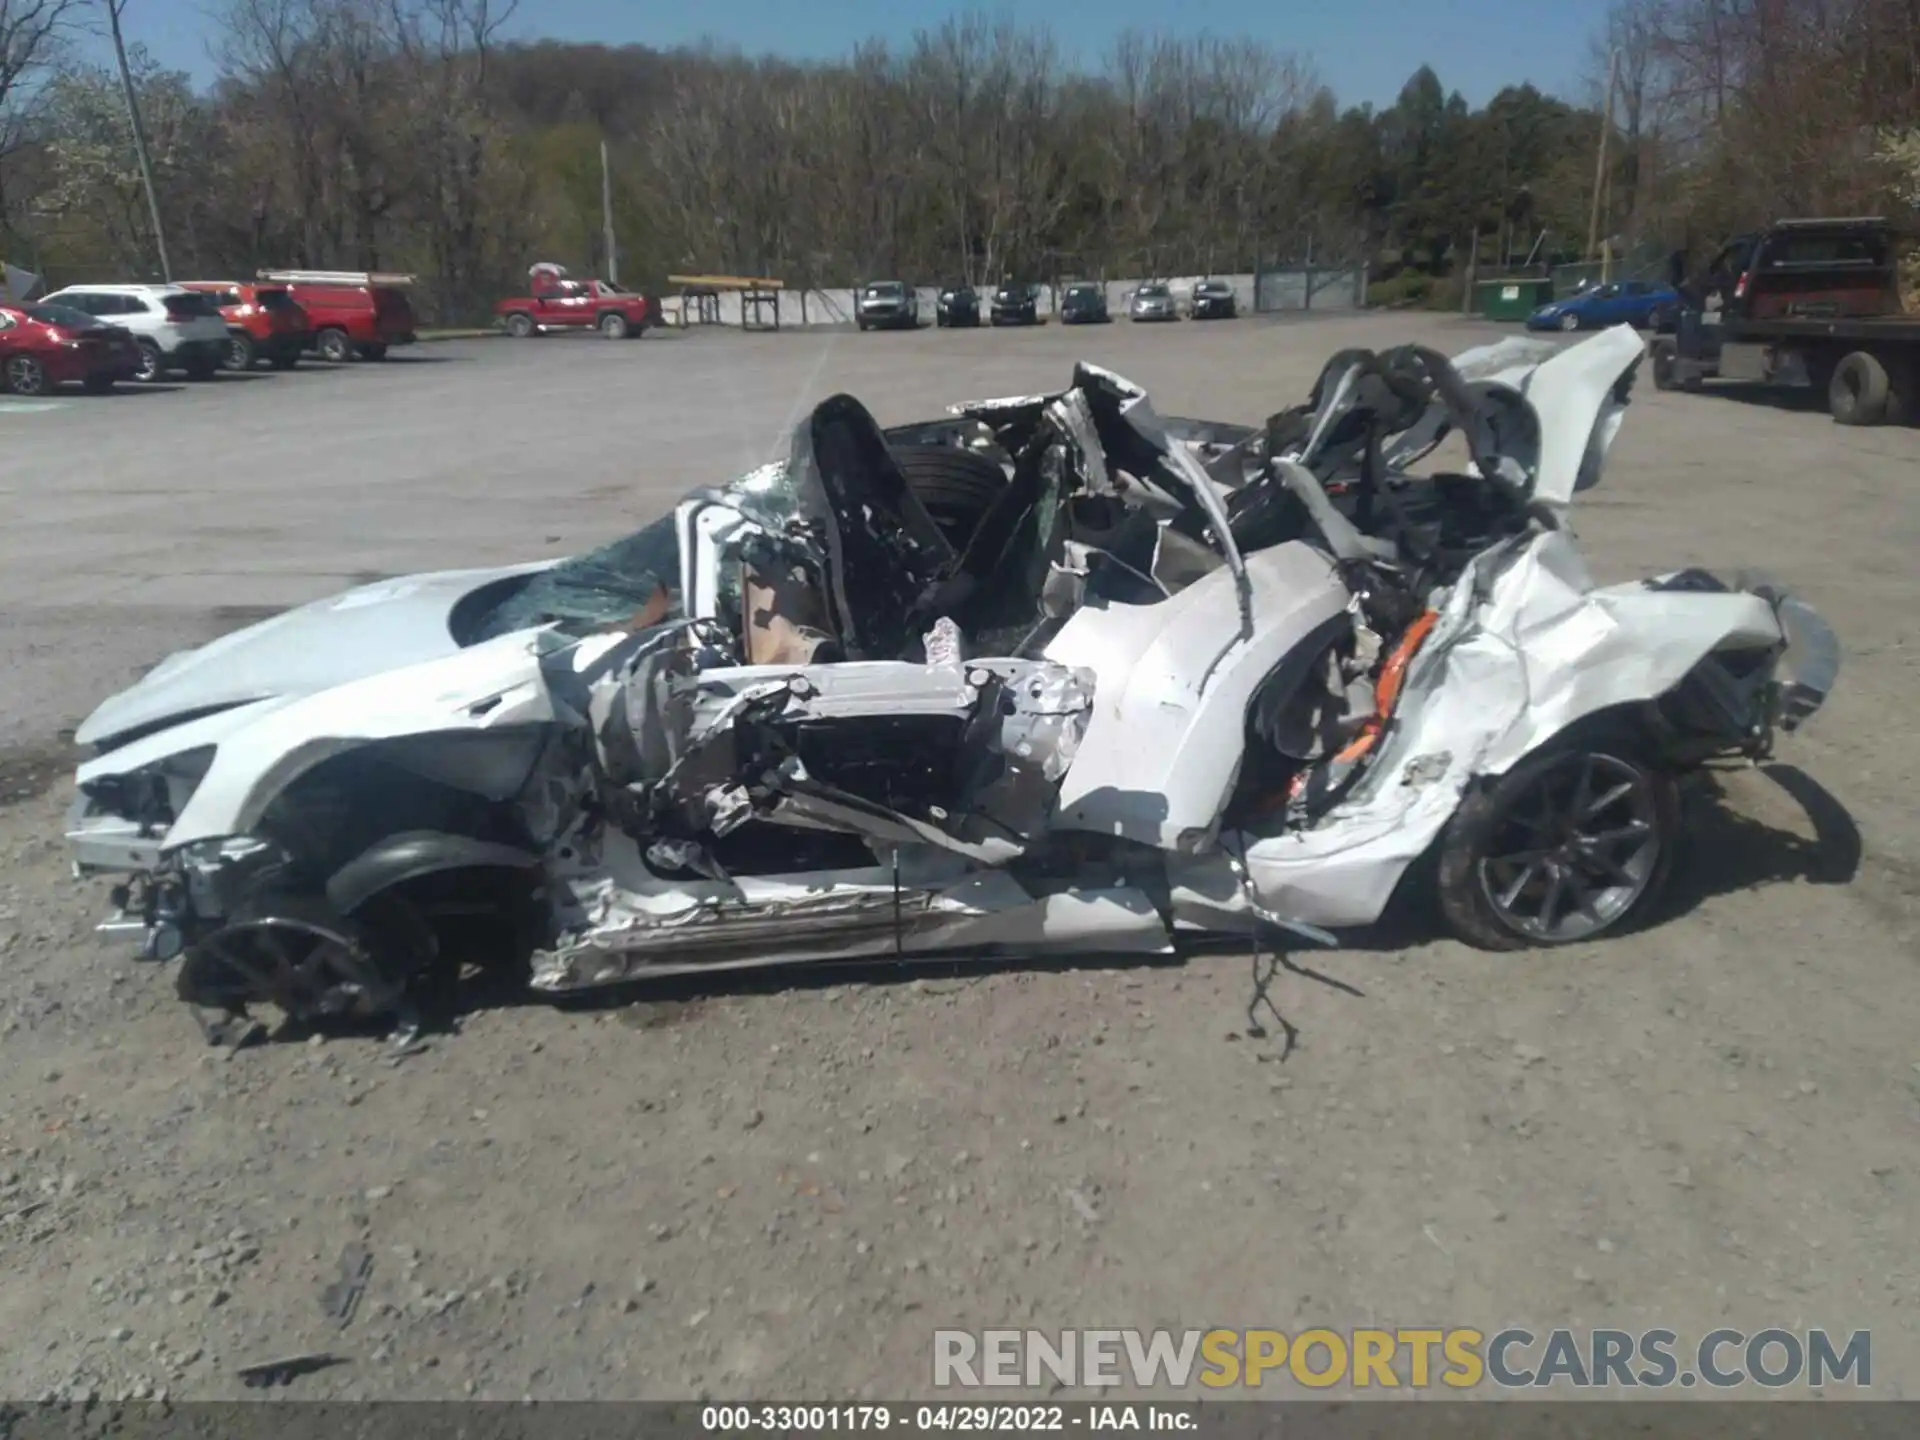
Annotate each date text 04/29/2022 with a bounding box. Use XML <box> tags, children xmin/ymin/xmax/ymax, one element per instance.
<box><xmin>700</xmin><ymin>1406</ymin><xmax>1192</xmax><ymax>1432</ymax></box>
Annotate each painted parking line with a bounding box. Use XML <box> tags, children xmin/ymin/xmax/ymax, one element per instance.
<box><xmin>0</xmin><ymin>399</ymin><xmax>70</xmax><ymax>414</ymax></box>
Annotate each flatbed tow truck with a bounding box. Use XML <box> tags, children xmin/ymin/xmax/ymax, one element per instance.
<box><xmin>1652</xmin><ymin>215</ymin><xmax>1920</xmax><ymax>425</ymax></box>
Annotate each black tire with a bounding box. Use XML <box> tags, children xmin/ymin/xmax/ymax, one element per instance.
<box><xmin>225</xmin><ymin>333</ymin><xmax>257</xmax><ymax>371</ymax></box>
<box><xmin>897</xmin><ymin>444</ymin><xmax>1009</xmax><ymax>547</ymax></box>
<box><xmin>3</xmin><ymin>353</ymin><xmax>48</xmax><ymax>396</ymax></box>
<box><xmin>1829</xmin><ymin>350</ymin><xmax>1890</xmax><ymax>426</ymax></box>
<box><xmin>134</xmin><ymin>339</ymin><xmax>165</xmax><ymax>382</ymax></box>
<box><xmin>1436</xmin><ymin>727</ymin><xmax>1680</xmax><ymax>951</ymax></box>
<box><xmin>1650</xmin><ymin>341</ymin><xmax>1677</xmax><ymax>392</ymax></box>
<box><xmin>598</xmin><ymin>312</ymin><xmax>628</xmax><ymax>339</ymax></box>
<box><xmin>358</xmin><ymin>343</ymin><xmax>388</xmax><ymax>361</ymax></box>
<box><xmin>504</xmin><ymin>311</ymin><xmax>536</xmax><ymax>339</ymax></box>
<box><xmin>317</xmin><ymin>328</ymin><xmax>353</xmax><ymax>363</ymax></box>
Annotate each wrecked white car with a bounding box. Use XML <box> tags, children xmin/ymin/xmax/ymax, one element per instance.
<box><xmin>67</xmin><ymin>326</ymin><xmax>1839</xmax><ymax>1040</ymax></box>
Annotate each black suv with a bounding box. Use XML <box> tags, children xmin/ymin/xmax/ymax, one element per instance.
<box><xmin>1191</xmin><ymin>279</ymin><xmax>1237</xmax><ymax>320</ymax></box>
<box><xmin>855</xmin><ymin>281</ymin><xmax>918</xmax><ymax>331</ymax></box>
<box><xmin>936</xmin><ymin>283</ymin><xmax>980</xmax><ymax>328</ymax></box>
<box><xmin>1060</xmin><ymin>282</ymin><xmax>1110</xmax><ymax>324</ymax></box>
<box><xmin>990</xmin><ymin>283</ymin><xmax>1040</xmax><ymax>326</ymax></box>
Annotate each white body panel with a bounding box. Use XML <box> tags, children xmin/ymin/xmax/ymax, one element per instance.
<box><xmin>1042</xmin><ymin>542</ymin><xmax>1348</xmax><ymax>851</ymax></box>
<box><xmin>60</xmin><ymin>325</ymin><xmax>1839</xmax><ymax>1020</ymax></box>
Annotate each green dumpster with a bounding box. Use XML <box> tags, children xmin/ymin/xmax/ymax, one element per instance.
<box><xmin>1475</xmin><ymin>277</ymin><xmax>1552</xmax><ymax>322</ymax></box>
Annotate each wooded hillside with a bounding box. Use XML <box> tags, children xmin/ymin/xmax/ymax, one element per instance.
<box><xmin>4</xmin><ymin>0</ymin><xmax>1919</xmax><ymax>322</ymax></box>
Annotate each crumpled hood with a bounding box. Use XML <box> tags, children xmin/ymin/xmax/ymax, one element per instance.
<box><xmin>75</xmin><ymin>561</ymin><xmax>553</xmax><ymax>750</ymax></box>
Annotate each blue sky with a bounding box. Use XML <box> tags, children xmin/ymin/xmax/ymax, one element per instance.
<box><xmin>96</xmin><ymin>0</ymin><xmax>1603</xmax><ymax>110</ymax></box>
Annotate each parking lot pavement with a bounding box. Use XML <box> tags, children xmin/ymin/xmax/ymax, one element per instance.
<box><xmin>2</xmin><ymin>316</ymin><xmax>1919</xmax><ymax>1400</ymax></box>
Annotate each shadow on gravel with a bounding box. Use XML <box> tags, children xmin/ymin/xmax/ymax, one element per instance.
<box><xmin>1686</xmin><ymin>380</ymin><xmax>1920</xmax><ymax>426</ymax></box>
<box><xmin>531</xmin><ymin>946</ymin><xmax>1191</xmax><ymax>1019</ymax></box>
<box><xmin>1659</xmin><ymin>763</ymin><xmax>1862</xmax><ymax>919</ymax></box>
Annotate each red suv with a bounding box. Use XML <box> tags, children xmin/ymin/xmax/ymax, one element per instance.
<box><xmin>257</xmin><ymin>269</ymin><xmax>418</xmax><ymax>362</ymax></box>
<box><xmin>179</xmin><ymin>281</ymin><xmax>313</xmax><ymax>371</ymax></box>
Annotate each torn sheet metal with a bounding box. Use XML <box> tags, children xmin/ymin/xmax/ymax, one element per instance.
<box><xmin>64</xmin><ymin>325</ymin><xmax>1841</xmax><ymax>1033</ymax></box>
<box><xmin>532</xmin><ymin>868</ymin><xmax>1170</xmax><ymax>990</ymax></box>
<box><xmin>656</xmin><ymin>659</ymin><xmax>1099</xmax><ymax>857</ymax></box>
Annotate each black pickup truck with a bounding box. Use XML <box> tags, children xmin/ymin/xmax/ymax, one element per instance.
<box><xmin>1652</xmin><ymin>216</ymin><xmax>1920</xmax><ymax>425</ymax></box>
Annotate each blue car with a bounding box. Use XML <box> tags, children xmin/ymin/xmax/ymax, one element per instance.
<box><xmin>1527</xmin><ymin>279</ymin><xmax>1680</xmax><ymax>332</ymax></box>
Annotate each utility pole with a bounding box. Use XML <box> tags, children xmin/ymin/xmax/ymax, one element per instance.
<box><xmin>600</xmin><ymin>138</ymin><xmax>617</xmax><ymax>286</ymax></box>
<box><xmin>105</xmin><ymin>0</ymin><xmax>171</xmax><ymax>282</ymax></box>
<box><xmin>1586</xmin><ymin>45</ymin><xmax>1621</xmax><ymax>267</ymax></box>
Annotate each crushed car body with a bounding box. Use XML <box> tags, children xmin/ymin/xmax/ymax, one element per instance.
<box><xmin>67</xmin><ymin>325</ymin><xmax>1841</xmax><ymax>1038</ymax></box>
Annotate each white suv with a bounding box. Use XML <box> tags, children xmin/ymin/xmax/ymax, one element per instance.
<box><xmin>38</xmin><ymin>284</ymin><xmax>231</xmax><ymax>382</ymax></box>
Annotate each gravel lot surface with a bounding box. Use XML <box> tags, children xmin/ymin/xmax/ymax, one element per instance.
<box><xmin>1</xmin><ymin>316</ymin><xmax>1916</xmax><ymax>1402</ymax></box>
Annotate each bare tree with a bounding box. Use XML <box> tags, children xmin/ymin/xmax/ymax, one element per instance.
<box><xmin>0</xmin><ymin>0</ymin><xmax>77</xmax><ymax>186</ymax></box>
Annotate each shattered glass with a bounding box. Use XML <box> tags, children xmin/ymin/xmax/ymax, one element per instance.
<box><xmin>469</xmin><ymin>517</ymin><xmax>683</xmax><ymax>642</ymax></box>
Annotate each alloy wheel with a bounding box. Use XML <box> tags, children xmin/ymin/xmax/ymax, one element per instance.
<box><xmin>1476</xmin><ymin>752</ymin><xmax>1663</xmax><ymax>943</ymax></box>
<box><xmin>5</xmin><ymin>354</ymin><xmax>48</xmax><ymax>396</ymax></box>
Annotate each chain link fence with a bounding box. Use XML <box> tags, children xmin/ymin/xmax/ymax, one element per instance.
<box><xmin>1254</xmin><ymin>264</ymin><xmax>1368</xmax><ymax>312</ymax></box>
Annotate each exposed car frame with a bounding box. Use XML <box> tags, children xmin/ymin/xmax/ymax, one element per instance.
<box><xmin>66</xmin><ymin>328</ymin><xmax>1839</xmax><ymax>1045</ymax></box>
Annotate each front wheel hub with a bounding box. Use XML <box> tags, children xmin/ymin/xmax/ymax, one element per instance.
<box><xmin>1477</xmin><ymin>752</ymin><xmax>1663</xmax><ymax>943</ymax></box>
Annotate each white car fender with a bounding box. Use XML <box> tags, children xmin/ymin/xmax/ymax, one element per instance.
<box><xmin>163</xmin><ymin>633</ymin><xmax>559</xmax><ymax>849</ymax></box>
<box><xmin>1480</xmin><ymin>585</ymin><xmax>1785</xmax><ymax>773</ymax></box>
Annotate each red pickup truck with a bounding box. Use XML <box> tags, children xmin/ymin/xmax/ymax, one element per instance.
<box><xmin>496</xmin><ymin>264</ymin><xmax>654</xmax><ymax>338</ymax></box>
<box><xmin>257</xmin><ymin>269</ymin><xmax>418</xmax><ymax>362</ymax></box>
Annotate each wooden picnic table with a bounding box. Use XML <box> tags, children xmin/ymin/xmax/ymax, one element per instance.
<box><xmin>665</xmin><ymin>274</ymin><xmax>784</xmax><ymax>331</ymax></box>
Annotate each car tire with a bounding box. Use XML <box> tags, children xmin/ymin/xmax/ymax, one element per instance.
<box><xmin>504</xmin><ymin>312</ymin><xmax>536</xmax><ymax>339</ymax></box>
<box><xmin>134</xmin><ymin>340</ymin><xmax>165</xmax><ymax>382</ymax></box>
<box><xmin>1436</xmin><ymin>725</ymin><xmax>1679</xmax><ymax>951</ymax></box>
<box><xmin>4</xmin><ymin>354</ymin><xmax>49</xmax><ymax>396</ymax></box>
<box><xmin>896</xmin><ymin>444</ymin><xmax>1009</xmax><ymax>549</ymax></box>
<box><xmin>598</xmin><ymin>313</ymin><xmax>628</xmax><ymax>339</ymax></box>
<box><xmin>1650</xmin><ymin>341</ymin><xmax>1677</xmax><ymax>391</ymax></box>
<box><xmin>1829</xmin><ymin>350</ymin><xmax>1891</xmax><ymax>425</ymax></box>
<box><xmin>358</xmin><ymin>343</ymin><xmax>389</xmax><ymax>361</ymax></box>
<box><xmin>1558</xmin><ymin>311</ymin><xmax>1581</xmax><ymax>332</ymax></box>
<box><xmin>225</xmin><ymin>333</ymin><xmax>257</xmax><ymax>371</ymax></box>
<box><xmin>317</xmin><ymin>328</ymin><xmax>353</xmax><ymax>363</ymax></box>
